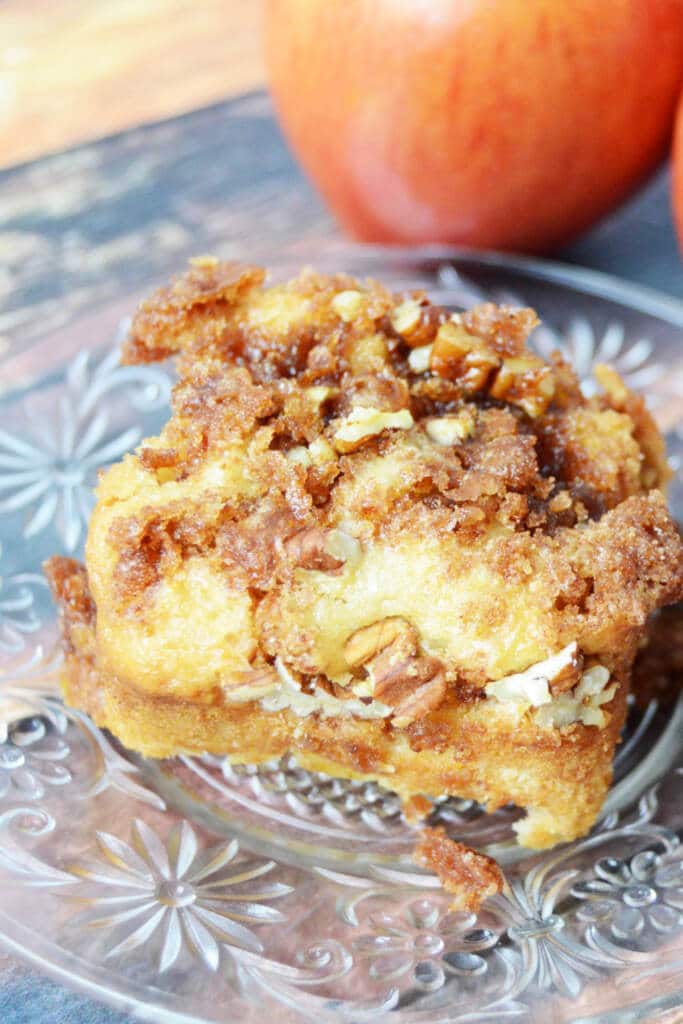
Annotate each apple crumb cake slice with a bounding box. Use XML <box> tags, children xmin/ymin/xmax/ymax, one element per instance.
<box><xmin>46</xmin><ymin>258</ymin><xmax>683</xmax><ymax>857</ymax></box>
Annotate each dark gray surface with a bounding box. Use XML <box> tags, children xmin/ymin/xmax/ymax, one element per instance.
<box><xmin>562</xmin><ymin>166</ymin><xmax>682</xmax><ymax>298</ymax></box>
<box><xmin>0</xmin><ymin>957</ymin><xmax>131</xmax><ymax>1024</ymax></box>
<box><xmin>0</xmin><ymin>90</ymin><xmax>681</xmax><ymax>1024</ymax></box>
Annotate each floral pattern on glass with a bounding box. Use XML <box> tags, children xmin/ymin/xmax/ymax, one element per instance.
<box><xmin>573</xmin><ymin>850</ymin><xmax>683</xmax><ymax>941</ymax></box>
<box><xmin>67</xmin><ymin>818</ymin><xmax>293</xmax><ymax>972</ymax></box>
<box><xmin>217</xmin><ymin>754</ymin><xmax>404</xmax><ymax>831</ymax></box>
<box><xmin>532</xmin><ymin>318</ymin><xmax>665</xmax><ymax>398</ymax></box>
<box><xmin>353</xmin><ymin>899</ymin><xmax>498</xmax><ymax>993</ymax></box>
<box><xmin>0</xmin><ymin>716</ymin><xmax>70</xmax><ymax>801</ymax></box>
<box><xmin>197</xmin><ymin>754</ymin><xmax>497</xmax><ymax>844</ymax></box>
<box><xmin>0</xmin><ymin>337</ymin><xmax>170</xmax><ymax>552</ymax></box>
<box><xmin>0</xmin><ymin>558</ymin><xmax>44</xmax><ymax>655</ymax></box>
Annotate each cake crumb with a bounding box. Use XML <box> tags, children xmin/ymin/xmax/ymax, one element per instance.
<box><xmin>413</xmin><ymin>826</ymin><xmax>504</xmax><ymax>912</ymax></box>
<box><xmin>402</xmin><ymin>794</ymin><xmax>433</xmax><ymax>824</ymax></box>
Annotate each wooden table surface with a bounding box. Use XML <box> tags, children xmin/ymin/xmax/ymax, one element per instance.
<box><xmin>0</xmin><ymin>0</ymin><xmax>266</xmax><ymax>168</ymax></box>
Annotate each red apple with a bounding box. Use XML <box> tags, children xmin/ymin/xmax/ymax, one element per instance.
<box><xmin>266</xmin><ymin>0</ymin><xmax>683</xmax><ymax>252</ymax></box>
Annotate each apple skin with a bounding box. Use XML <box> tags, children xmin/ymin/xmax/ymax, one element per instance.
<box><xmin>266</xmin><ymin>0</ymin><xmax>683</xmax><ymax>253</ymax></box>
<box><xmin>674</xmin><ymin>89</ymin><xmax>683</xmax><ymax>255</ymax></box>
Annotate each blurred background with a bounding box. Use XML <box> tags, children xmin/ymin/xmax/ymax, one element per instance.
<box><xmin>0</xmin><ymin>0</ymin><xmax>265</xmax><ymax>167</ymax></box>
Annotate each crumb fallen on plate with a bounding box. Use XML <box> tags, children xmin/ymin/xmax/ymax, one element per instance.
<box><xmin>413</xmin><ymin>826</ymin><xmax>504</xmax><ymax>912</ymax></box>
<box><xmin>402</xmin><ymin>794</ymin><xmax>434</xmax><ymax>824</ymax></box>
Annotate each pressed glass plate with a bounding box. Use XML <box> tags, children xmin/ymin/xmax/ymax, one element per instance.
<box><xmin>0</xmin><ymin>246</ymin><xmax>682</xmax><ymax>1024</ymax></box>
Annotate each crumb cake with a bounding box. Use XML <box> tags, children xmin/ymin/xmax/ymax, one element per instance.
<box><xmin>46</xmin><ymin>259</ymin><xmax>683</xmax><ymax>851</ymax></box>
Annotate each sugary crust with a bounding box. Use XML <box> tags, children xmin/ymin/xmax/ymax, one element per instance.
<box><xmin>45</xmin><ymin>260</ymin><xmax>683</xmax><ymax>851</ymax></box>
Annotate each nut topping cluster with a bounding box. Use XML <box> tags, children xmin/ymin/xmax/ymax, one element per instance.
<box><xmin>343</xmin><ymin>617</ymin><xmax>446</xmax><ymax>726</ymax></box>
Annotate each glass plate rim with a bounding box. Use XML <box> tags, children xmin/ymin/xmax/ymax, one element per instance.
<box><xmin>270</xmin><ymin>242</ymin><xmax>683</xmax><ymax>326</ymax></box>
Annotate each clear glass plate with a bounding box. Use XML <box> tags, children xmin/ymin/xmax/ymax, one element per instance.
<box><xmin>0</xmin><ymin>246</ymin><xmax>682</xmax><ymax>1024</ymax></box>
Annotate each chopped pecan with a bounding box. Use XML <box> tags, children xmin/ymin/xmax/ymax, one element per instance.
<box><xmin>223</xmin><ymin>666</ymin><xmax>279</xmax><ymax>700</ymax></box>
<box><xmin>489</xmin><ymin>355</ymin><xmax>556</xmax><ymax>418</ymax></box>
<box><xmin>371</xmin><ymin>642</ymin><xmax>446</xmax><ymax>726</ymax></box>
<box><xmin>548</xmin><ymin>490</ymin><xmax>573</xmax><ymax>514</ymax></box>
<box><xmin>485</xmin><ymin>642</ymin><xmax>585</xmax><ymax>705</ymax></box>
<box><xmin>331</xmin><ymin>289</ymin><xmax>364</xmax><ymax>322</ymax></box>
<box><xmin>430</xmin><ymin>321</ymin><xmax>500</xmax><ymax>391</ymax></box>
<box><xmin>347</xmin><ymin>332</ymin><xmax>389</xmax><ymax>375</ymax></box>
<box><xmin>393</xmin><ymin>675</ymin><xmax>447</xmax><ymax>727</ymax></box>
<box><xmin>549</xmin><ymin>647</ymin><xmax>584</xmax><ymax>695</ymax></box>
<box><xmin>425</xmin><ymin>409</ymin><xmax>476</xmax><ymax>445</ymax></box>
<box><xmin>461</xmin><ymin>303</ymin><xmax>539</xmax><ymax>357</ymax></box>
<box><xmin>408</xmin><ymin>344</ymin><xmax>432</xmax><ymax>373</ymax></box>
<box><xmin>139</xmin><ymin>447</ymin><xmax>178</xmax><ymax>470</ymax></box>
<box><xmin>390</xmin><ymin>298</ymin><xmax>422</xmax><ymax>337</ymax></box>
<box><xmin>332</xmin><ymin>405</ymin><xmax>414</xmax><ymax>453</ymax></box>
<box><xmin>371</xmin><ymin>641</ymin><xmax>433</xmax><ymax>695</ymax></box>
<box><xmin>344</xmin><ymin>618</ymin><xmax>447</xmax><ymax>725</ymax></box>
<box><xmin>306</xmin><ymin>343</ymin><xmax>338</xmax><ymax>376</ymax></box>
<box><xmin>283</xmin><ymin>528</ymin><xmax>345</xmax><ymax>572</ymax></box>
<box><xmin>390</xmin><ymin>299</ymin><xmax>443</xmax><ymax>348</ymax></box>
<box><xmin>343</xmin><ymin>617</ymin><xmax>418</xmax><ymax>668</ymax></box>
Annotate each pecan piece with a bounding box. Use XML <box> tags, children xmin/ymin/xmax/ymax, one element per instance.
<box><xmin>223</xmin><ymin>666</ymin><xmax>279</xmax><ymax>701</ymax></box>
<box><xmin>549</xmin><ymin>646</ymin><xmax>584</xmax><ymax>695</ymax></box>
<box><xmin>381</xmin><ymin>664</ymin><xmax>447</xmax><ymax>728</ymax></box>
<box><xmin>390</xmin><ymin>299</ymin><xmax>443</xmax><ymax>348</ymax></box>
<box><xmin>371</xmin><ymin>643</ymin><xmax>436</xmax><ymax>697</ymax></box>
<box><xmin>343</xmin><ymin>617</ymin><xmax>418</xmax><ymax>668</ymax></box>
<box><xmin>489</xmin><ymin>355</ymin><xmax>555</xmax><ymax>418</ymax></box>
<box><xmin>283</xmin><ymin>528</ymin><xmax>344</xmax><ymax>572</ymax></box>
<box><xmin>139</xmin><ymin>447</ymin><xmax>178</xmax><ymax>470</ymax></box>
<box><xmin>345</xmin><ymin>618</ymin><xmax>447</xmax><ymax>724</ymax></box>
<box><xmin>430</xmin><ymin>321</ymin><xmax>500</xmax><ymax>391</ymax></box>
<box><xmin>332</xmin><ymin>405</ymin><xmax>414</xmax><ymax>453</ymax></box>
